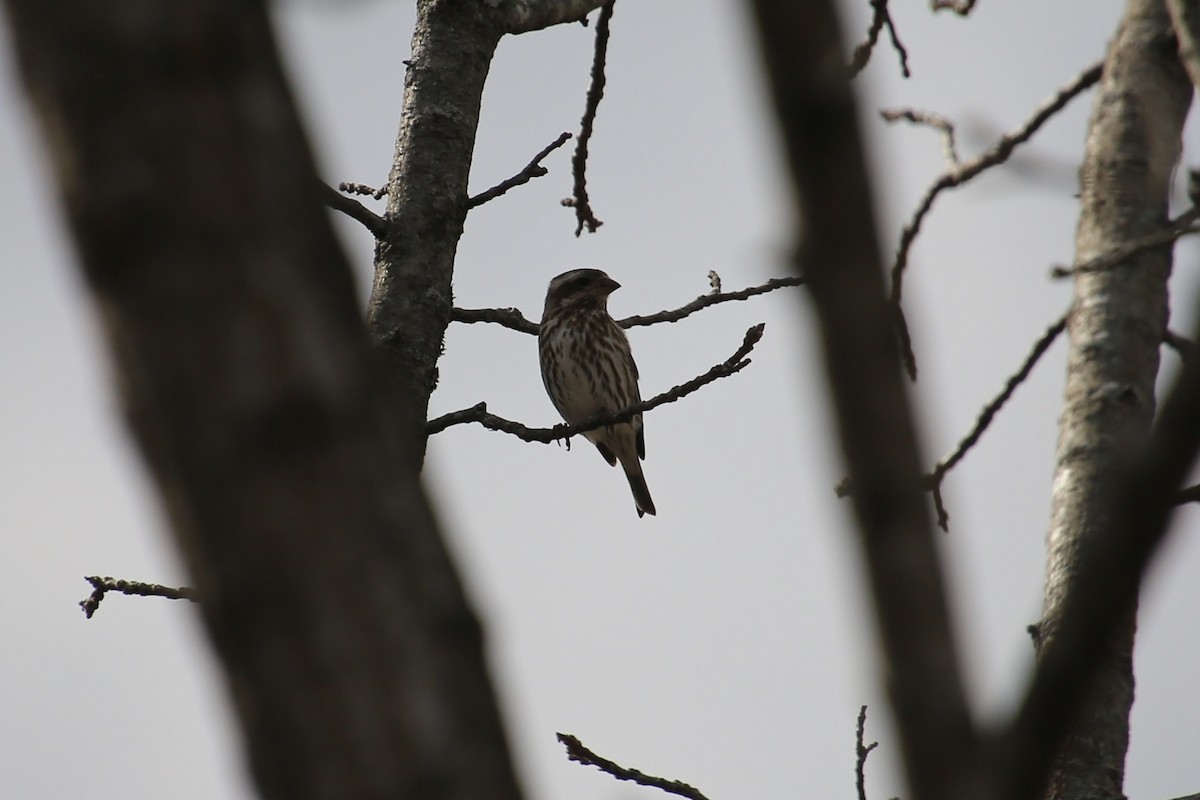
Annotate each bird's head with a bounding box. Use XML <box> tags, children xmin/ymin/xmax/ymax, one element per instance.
<box><xmin>543</xmin><ymin>268</ymin><xmax>621</xmax><ymax>313</ymax></box>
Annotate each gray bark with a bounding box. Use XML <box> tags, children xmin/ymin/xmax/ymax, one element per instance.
<box><xmin>1041</xmin><ymin>3</ymin><xmax>1191</xmax><ymax>800</ymax></box>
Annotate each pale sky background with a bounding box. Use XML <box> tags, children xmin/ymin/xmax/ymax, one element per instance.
<box><xmin>2</xmin><ymin>2</ymin><xmax>1199</xmax><ymax>800</ymax></box>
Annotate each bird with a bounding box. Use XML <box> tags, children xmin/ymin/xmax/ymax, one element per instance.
<box><xmin>538</xmin><ymin>268</ymin><xmax>657</xmax><ymax>517</ymax></box>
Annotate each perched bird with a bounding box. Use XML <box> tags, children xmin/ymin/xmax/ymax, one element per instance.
<box><xmin>539</xmin><ymin>269</ymin><xmax>657</xmax><ymax>517</ymax></box>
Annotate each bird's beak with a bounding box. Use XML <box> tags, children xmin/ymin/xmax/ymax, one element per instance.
<box><xmin>604</xmin><ymin>276</ymin><xmax>621</xmax><ymax>293</ymax></box>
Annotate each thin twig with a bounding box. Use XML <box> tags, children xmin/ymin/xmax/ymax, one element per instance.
<box><xmin>931</xmin><ymin>0</ymin><xmax>979</xmax><ymax>14</ymax></box>
<box><xmin>848</xmin><ymin>0</ymin><xmax>911</xmax><ymax>78</ymax></box>
<box><xmin>856</xmin><ymin>706</ymin><xmax>880</xmax><ymax>800</ymax></box>
<box><xmin>927</xmin><ymin>313</ymin><xmax>1068</xmax><ymax>529</ymax></box>
<box><xmin>321</xmin><ymin>182</ymin><xmax>387</xmax><ymax>238</ymax></box>
<box><xmin>568</xmin><ymin>0</ymin><xmax>614</xmax><ymax>235</ymax></box>
<box><xmin>880</xmin><ymin>108</ymin><xmax>960</xmax><ymax>165</ymax></box>
<box><xmin>1049</xmin><ymin>207</ymin><xmax>1200</xmax><ymax>278</ymax></box>
<box><xmin>557</xmin><ymin>733</ymin><xmax>712</xmax><ymax>800</ymax></box>
<box><xmin>449</xmin><ymin>275</ymin><xmax>805</xmax><ymax>336</ymax></box>
<box><xmin>467</xmin><ymin>132</ymin><xmax>572</xmax><ymax>208</ymax></box>
<box><xmin>888</xmin><ymin>61</ymin><xmax>1102</xmax><ymax>380</ymax></box>
<box><xmin>339</xmin><ymin>181</ymin><xmax>387</xmax><ymax>200</ymax></box>
<box><xmin>80</xmin><ymin>576</ymin><xmax>198</xmax><ymax>619</ymax></box>
<box><xmin>427</xmin><ymin>323</ymin><xmax>765</xmax><ymax>438</ymax></box>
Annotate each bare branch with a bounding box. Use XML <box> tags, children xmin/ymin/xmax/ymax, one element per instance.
<box><xmin>556</xmin><ymin>733</ymin><xmax>712</xmax><ymax>800</ymax></box>
<box><xmin>618</xmin><ymin>275</ymin><xmax>806</xmax><ymax>327</ymax></box>
<box><xmin>321</xmin><ymin>181</ymin><xmax>387</xmax><ymax>238</ymax></box>
<box><xmin>848</xmin><ymin>0</ymin><xmax>911</xmax><ymax>79</ymax></box>
<box><xmin>888</xmin><ymin>61</ymin><xmax>1102</xmax><ymax>380</ymax></box>
<box><xmin>856</xmin><ymin>706</ymin><xmax>880</xmax><ymax>800</ymax></box>
<box><xmin>567</xmin><ymin>0</ymin><xmax>614</xmax><ymax>236</ymax></box>
<box><xmin>928</xmin><ymin>313</ymin><xmax>1068</xmax><ymax>529</ymax></box>
<box><xmin>467</xmin><ymin>132</ymin><xmax>572</xmax><ymax>208</ymax></box>
<box><xmin>1049</xmin><ymin>207</ymin><xmax>1200</xmax><ymax>278</ymax></box>
<box><xmin>339</xmin><ymin>181</ymin><xmax>387</xmax><ymax>200</ymax></box>
<box><xmin>450</xmin><ymin>306</ymin><xmax>539</xmax><ymax>334</ymax></box>
<box><xmin>449</xmin><ymin>275</ymin><xmax>805</xmax><ymax>336</ymax></box>
<box><xmin>880</xmin><ymin>108</ymin><xmax>960</xmax><ymax>166</ymax></box>
<box><xmin>930</xmin><ymin>0</ymin><xmax>979</xmax><ymax>14</ymax></box>
<box><xmin>80</xmin><ymin>576</ymin><xmax>198</xmax><ymax>619</ymax></box>
<box><xmin>427</xmin><ymin>323</ymin><xmax>765</xmax><ymax>439</ymax></box>
<box><xmin>505</xmin><ymin>0</ymin><xmax>607</xmax><ymax>34</ymax></box>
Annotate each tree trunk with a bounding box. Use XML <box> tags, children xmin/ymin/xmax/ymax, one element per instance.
<box><xmin>0</xmin><ymin>2</ymin><xmax>526</xmax><ymax>799</ymax></box>
<box><xmin>1040</xmin><ymin>3</ymin><xmax>1191</xmax><ymax>800</ymax></box>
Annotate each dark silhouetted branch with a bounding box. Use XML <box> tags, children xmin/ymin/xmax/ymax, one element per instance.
<box><xmin>80</xmin><ymin>576</ymin><xmax>198</xmax><ymax>618</ymax></box>
<box><xmin>339</xmin><ymin>181</ymin><xmax>387</xmax><ymax>200</ymax></box>
<box><xmin>427</xmin><ymin>324</ymin><xmax>765</xmax><ymax>438</ymax></box>
<box><xmin>928</xmin><ymin>313</ymin><xmax>1068</xmax><ymax>529</ymax></box>
<box><xmin>848</xmin><ymin>0</ymin><xmax>910</xmax><ymax>78</ymax></box>
<box><xmin>881</xmin><ymin>108</ymin><xmax>960</xmax><ymax>165</ymax></box>
<box><xmin>856</xmin><ymin>706</ymin><xmax>880</xmax><ymax>800</ymax></box>
<box><xmin>467</xmin><ymin>132</ymin><xmax>572</xmax><ymax>208</ymax></box>
<box><xmin>322</xmin><ymin>181</ymin><xmax>387</xmax><ymax>238</ymax></box>
<box><xmin>566</xmin><ymin>0</ymin><xmax>613</xmax><ymax>235</ymax></box>
<box><xmin>557</xmin><ymin>733</ymin><xmax>711</xmax><ymax>800</ymax></box>
<box><xmin>619</xmin><ymin>275</ymin><xmax>806</xmax><ymax>327</ymax></box>
<box><xmin>889</xmin><ymin>61</ymin><xmax>1102</xmax><ymax>380</ymax></box>
<box><xmin>449</xmin><ymin>275</ymin><xmax>805</xmax><ymax>335</ymax></box>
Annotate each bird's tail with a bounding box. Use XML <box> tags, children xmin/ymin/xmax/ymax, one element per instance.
<box><xmin>621</xmin><ymin>458</ymin><xmax>657</xmax><ymax>518</ymax></box>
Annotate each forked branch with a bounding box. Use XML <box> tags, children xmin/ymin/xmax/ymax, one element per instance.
<box><xmin>427</xmin><ymin>324</ymin><xmax>765</xmax><ymax>439</ymax></box>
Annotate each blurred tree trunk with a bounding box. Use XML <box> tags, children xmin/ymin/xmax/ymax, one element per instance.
<box><xmin>1039</xmin><ymin>3</ymin><xmax>1191</xmax><ymax>800</ymax></box>
<box><xmin>0</xmin><ymin>0</ymin><xmax>590</xmax><ymax>798</ymax></box>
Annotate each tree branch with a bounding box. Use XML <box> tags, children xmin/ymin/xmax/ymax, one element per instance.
<box><xmin>856</xmin><ymin>706</ymin><xmax>880</xmax><ymax>800</ymax></box>
<box><xmin>888</xmin><ymin>61</ymin><xmax>1102</xmax><ymax>380</ymax></box>
<box><xmin>79</xmin><ymin>576</ymin><xmax>198</xmax><ymax>618</ymax></box>
<box><xmin>617</xmin><ymin>275</ymin><xmax>806</xmax><ymax>327</ymax></box>
<box><xmin>467</xmin><ymin>132</ymin><xmax>572</xmax><ymax>208</ymax></box>
<box><xmin>427</xmin><ymin>323</ymin><xmax>765</xmax><ymax>438</ymax></box>
<box><xmin>448</xmin><ymin>275</ymin><xmax>805</xmax><ymax>336</ymax></box>
<box><xmin>1049</xmin><ymin>206</ymin><xmax>1200</xmax><ymax>278</ymax></box>
<box><xmin>321</xmin><ymin>181</ymin><xmax>387</xmax><ymax>238</ymax></box>
<box><xmin>848</xmin><ymin>0</ymin><xmax>911</xmax><ymax>79</ymax></box>
<box><xmin>927</xmin><ymin>313</ymin><xmax>1068</xmax><ymax>530</ymax></box>
<box><xmin>566</xmin><ymin>0</ymin><xmax>613</xmax><ymax>236</ymax></box>
<box><xmin>556</xmin><ymin>733</ymin><xmax>712</xmax><ymax>800</ymax></box>
<box><xmin>505</xmin><ymin>0</ymin><xmax>606</xmax><ymax>34</ymax></box>
<box><xmin>880</xmin><ymin>108</ymin><xmax>960</xmax><ymax>166</ymax></box>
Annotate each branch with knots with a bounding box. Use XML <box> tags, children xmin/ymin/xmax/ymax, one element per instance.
<box><xmin>80</xmin><ymin>576</ymin><xmax>197</xmax><ymax>618</ymax></box>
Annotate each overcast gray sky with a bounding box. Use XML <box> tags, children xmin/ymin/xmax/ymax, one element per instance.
<box><xmin>3</xmin><ymin>2</ymin><xmax>1199</xmax><ymax>799</ymax></box>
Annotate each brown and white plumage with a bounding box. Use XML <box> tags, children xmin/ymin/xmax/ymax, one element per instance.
<box><xmin>539</xmin><ymin>269</ymin><xmax>656</xmax><ymax>517</ymax></box>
